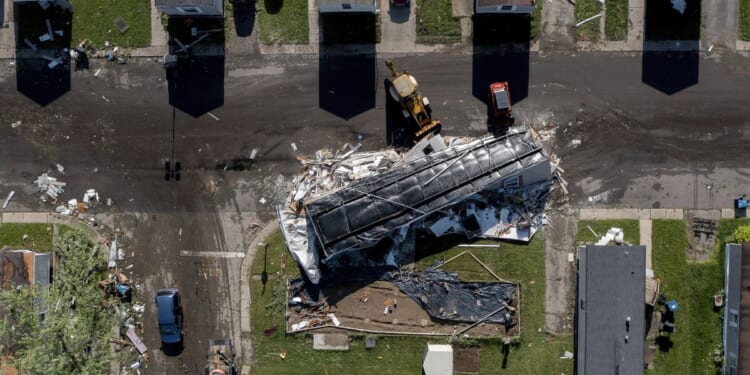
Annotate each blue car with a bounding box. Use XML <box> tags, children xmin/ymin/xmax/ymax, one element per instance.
<box><xmin>155</xmin><ymin>288</ymin><xmax>183</xmax><ymax>345</ymax></box>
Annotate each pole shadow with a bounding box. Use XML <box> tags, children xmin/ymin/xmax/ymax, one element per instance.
<box><xmin>318</xmin><ymin>13</ymin><xmax>377</xmax><ymax>120</ymax></box>
<box><xmin>472</xmin><ymin>14</ymin><xmax>530</xmax><ymax>106</ymax></box>
<box><xmin>641</xmin><ymin>0</ymin><xmax>700</xmax><ymax>95</ymax></box>
<box><xmin>165</xmin><ymin>17</ymin><xmax>225</xmax><ymax>118</ymax></box>
<box><xmin>232</xmin><ymin>2</ymin><xmax>257</xmax><ymax>37</ymax></box>
<box><xmin>14</xmin><ymin>0</ymin><xmax>72</xmax><ymax>107</ymax></box>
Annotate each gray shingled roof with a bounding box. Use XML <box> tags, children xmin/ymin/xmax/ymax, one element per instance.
<box><xmin>577</xmin><ymin>245</ymin><xmax>645</xmax><ymax>375</ymax></box>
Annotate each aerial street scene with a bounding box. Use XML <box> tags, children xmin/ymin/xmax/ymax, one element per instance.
<box><xmin>2</xmin><ymin>0</ymin><xmax>750</xmax><ymax>374</ymax></box>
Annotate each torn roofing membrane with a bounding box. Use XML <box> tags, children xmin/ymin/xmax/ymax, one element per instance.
<box><xmin>392</xmin><ymin>266</ymin><xmax>517</xmax><ymax>325</ymax></box>
<box><xmin>305</xmin><ymin>130</ymin><xmax>549</xmax><ymax>258</ymax></box>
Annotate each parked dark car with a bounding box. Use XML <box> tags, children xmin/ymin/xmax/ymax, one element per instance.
<box><xmin>155</xmin><ymin>288</ymin><xmax>183</xmax><ymax>345</ymax></box>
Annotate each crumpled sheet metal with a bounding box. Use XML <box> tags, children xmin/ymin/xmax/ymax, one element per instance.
<box><xmin>305</xmin><ymin>131</ymin><xmax>548</xmax><ymax>258</ymax></box>
<box><xmin>391</xmin><ymin>266</ymin><xmax>517</xmax><ymax>325</ymax></box>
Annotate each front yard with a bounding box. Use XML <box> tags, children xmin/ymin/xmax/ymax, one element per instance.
<box><xmin>649</xmin><ymin>219</ymin><xmax>724</xmax><ymax>374</ymax></box>
<box><xmin>257</xmin><ymin>0</ymin><xmax>309</xmax><ymax>44</ymax></box>
<box><xmin>250</xmin><ymin>231</ymin><xmax>573</xmax><ymax>374</ymax></box>
<box><xmin>69</xmin><ymin>0</ymin><xmax>151</xmax><ymax>48</ymax></box>
<box><xmin>416</xmin><ymin>0</ymin><xmax>461</xmax><ymax>44</ymax></box>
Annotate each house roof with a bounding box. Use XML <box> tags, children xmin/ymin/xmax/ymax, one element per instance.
<box><xmin>304</xmin><ymin>131</ymin><xmax>549</xmax><ymax>259</ymax></box>
<box><xmin>577</xmin><ymin>245</ymin><xmax>645</xmax><ymax>375</ymax></box>
<box><xmin>475</xmin><ymin>0</ymin><xmax>534</xmax><ymax>14</ymax></box>
<box><xmin>724</xmin><ymin>243</ymin><xmax>750</xmax><ymax>374</ymax></box>
<box><xmin>319</xmin><ymin>0</ymin><xmax>376</xmax><ymax>13</ymax></box>
<box><xmin>155</xmin><ymin>0</ymin><xmax>224</xmax><ymax>14</ymax></box>
<box><xmin>0</xmin><ymin>250</ymin><xmax>50</xmax><ymax>289</ymax></box>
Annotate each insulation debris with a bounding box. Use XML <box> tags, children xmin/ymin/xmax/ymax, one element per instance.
<box><xmin>34</xmin><ymin>172</ymin><xmax>67</xmax><ymax>203</ymax></box>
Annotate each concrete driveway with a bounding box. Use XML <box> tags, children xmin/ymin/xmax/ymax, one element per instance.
<box><xmin>379</xmin><ymin>0</ymin><xmax>417</xmax><ymax>52</ymax></box>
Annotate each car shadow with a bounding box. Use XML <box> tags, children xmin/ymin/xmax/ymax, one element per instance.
<box><xmin>161</xmin><ymin>341</ymin><xmax>185</xmax><ymax>356</ymax></box>
<box><xmin>471</xmin><ymin>14</ymin><xmax>530</xmax><ymax>105</ymax></box>
<box><xmin>232</xmin><ymin>3</ymin><xmax>257</xmax><ymax>37</ymax></box>
<box><xmin>14</xmin><ymin>0</ymin><xmax>72</xmax><ymax>106</ymax></box>
<box><xmin>641</xmin><ymin>0</ymin><xmax>700</xmax><ymax>95</ymax></box>
<box><xmin>318</xmin><ymin>13</ymin><xmax>377</xmax><ymax>120</ymax></box>
<box><xmin>166</xmin><ymin>17</ymin><xmax>225</xmax><ymax>118</ymax></box>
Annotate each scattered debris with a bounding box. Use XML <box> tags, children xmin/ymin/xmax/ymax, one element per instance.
<box><xmin>596</xmin><ymin>227</ymin><xmax>624</xmax><ymax>246</ymax></box>
<box><xmin>34</xmin><ymin>172</ymin><xmax>66</xmax><ymax>204</ymax></box>
<box><xmin>560</xmin><ymin>351</ymin><xmax>574</xmax><ymax>359</ymax></box>
<box><xmin>126</xmin><ymin>329</ymin><xmax>148</xmax><ymax>355</ymax></box>
<box><xmin>11</xmin><ymin>121</ymin><xmax>22</xmax><ymax>129</ymax></box>
<box><xmin>207</xmin><ymin>112</ymin><xmax>220</xmax><ymax>121</ymax></box>
<box><xmin>113</xmin><ymin>16</ymin><xmax>129</xmax><ymax>34</ymax></box>
<box><xmin>575</xmin><ymin>12</ymin><xmax>602</xmax><ymax>27</ymax></box>
<box><xmin>2</xmin><ymin>191</ymin><xmax>15</xmax><ymax>209</ymax></box>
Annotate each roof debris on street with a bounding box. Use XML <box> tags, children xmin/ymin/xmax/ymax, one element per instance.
<box><xmin>34</xmin><ymin>172</ymin><xmax>66</xmax><ymax>203</ymax></box>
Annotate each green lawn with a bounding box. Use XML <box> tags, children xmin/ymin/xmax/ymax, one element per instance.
<box><xmin>250</xmin><ymin>231</ymin><xmax>573</xmax><ymax>374</ymax></box>
<box><xmin>742</xmin><ymin>0</ymin><xmax>750</xmax><ymax>40</ymax></box>
<box><xmin>257</xmin><ymin>0</ymin><xmax>309</xmax><ymax>44</ymax></box>
<box><xmin>0</xmin><ymin>223</ymin><xmax>78</xmax><ymax>253</ymax></box>
<box><xmin>574</xmin><ymin>0</ymin><xmax>601</xmax><ymax>42</ymax></box>
<box><xmin>604</xmin><ymin>0</ymin><xmax>628</xmax><ymax>40</ymax></box>
<box><xmin>416</xmin><ymin>0</ymin><xmax>461</xmax><ymax>44</ymax></box>
<box><xmin>0</xmin><ymin>223</ymin><xmax>54</xmax><ymax>252</ymax></box>
<box><xmin>530</xmin><ymin>2</ymin><xmax>543</xmax><ymax>41</ymax></box>
<box><xmin>69</xmin><ymin>0</ymin><xmax>151</xmax><ymax>49</ymax></box>
<box><xmin>575</xmin><ymin>219</ymin><xmax>639</xmax><ymax>245</ymax></box>
<box><xmin>649</xmin><ymin>220</ymin><xmax>723</xmax><ymax>374</ymax></box>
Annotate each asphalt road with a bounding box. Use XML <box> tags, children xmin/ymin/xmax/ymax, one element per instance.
<box><xmin>1</xmin><ymin>50</ymin><xmax>750</xmax><ymax>373</ymax></box>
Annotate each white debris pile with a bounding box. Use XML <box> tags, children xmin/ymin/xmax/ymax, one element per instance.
<box><xmin>83</xmin><ymin>188</ymin><xmax>100</xmax><ymax>204</ymax></box>
<box><xmin>596</xmin><ymin>227</ymin><xmax>625</xmax><ymax>246</ymax></box>
<box><xmin>289</xmin><ymin>143</ymin><xmax>401</xmax><ymax>213</ymax></box>
<box><xmin>34</xmin><ymin>173</ymin><xmax>67</xmax><ymax>203</ymax></box>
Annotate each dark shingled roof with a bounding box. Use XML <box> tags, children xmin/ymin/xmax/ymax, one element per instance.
<box><xmin>577</xmin><ymin>245</ymin><xmax>645</xmax><ymax>375</ymax></box>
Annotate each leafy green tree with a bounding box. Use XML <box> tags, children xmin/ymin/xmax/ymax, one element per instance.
<box><xmin>0</xmin><ymin>229</ymin><xmax>120</xmax><ymax>374</ymax></box>
<box><xmin>733</xmin><ymin>225</ymin><xmax>750</xmax><ymax>244</ymax></box>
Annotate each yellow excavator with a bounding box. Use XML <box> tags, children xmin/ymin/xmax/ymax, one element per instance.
<box><xmin>385</xmin><ymin>60</ymin><xmax>441</xmax><ymax>138</ymax></box>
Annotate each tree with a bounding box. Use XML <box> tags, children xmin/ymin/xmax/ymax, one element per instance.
<box><xmin>0</xmin><ymin>229</ymin><xmax>120</xmax><ymax>374</ymax></box>
<box><xmin>733</xmin><ymin>225</ymin><xmax>750</xmax><ymax>244</ymax></box>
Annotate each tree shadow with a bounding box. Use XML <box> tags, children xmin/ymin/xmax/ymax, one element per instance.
<box><xmin>641</xmin><ymin>0</ymin><xmax>700</xmax><ymax>95</ymax></box>
<box><xmin>166</xmin><ymin>17</ymin><xmax>225</xmax><ymax>118</ymax></box>
<box><xmin>472</xmin><ymin>14</ymin><xmax>530</xmax><ymax>105</ymax></box>
<box><xmin>318</xmin><ymin>19</ymin><xmax>376</xmax><ymax>120</ymax></box>
<box><xmin>233</xmin><ymin>3</ymin><xmax>257</xmax><ymax>37</ymax></box>
<box><xmin>14</xmin><ymin>1</ymin><xmax>72</xmax><ymax>107</ymax></box>
<box><xmin>654</xmin><ymin>335</ymin><xmax>673</xmax><ymax>352</ymax></box>
<box><xmin>264</xmin><ymin>0</ymin><xmax>283</xmax><ymax>14</ymax></box>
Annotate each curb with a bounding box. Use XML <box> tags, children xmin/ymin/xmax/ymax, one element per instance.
<box><xmin>239</xmin><ymin>218</ymin><xmax>279</xmax><ymax>375</ymax></box>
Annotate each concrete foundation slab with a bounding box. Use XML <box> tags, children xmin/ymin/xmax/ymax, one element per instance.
<box><xmin>313</xmin><ymin>333</ymin><xmax>349</xmax><ymax>351</ymax></box>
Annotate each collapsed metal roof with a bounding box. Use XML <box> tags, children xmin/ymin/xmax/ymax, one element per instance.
<box><xmin>305</xmin><ymin>130</ymin><xmax>549</xmax><ymax>259</ymax></box>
